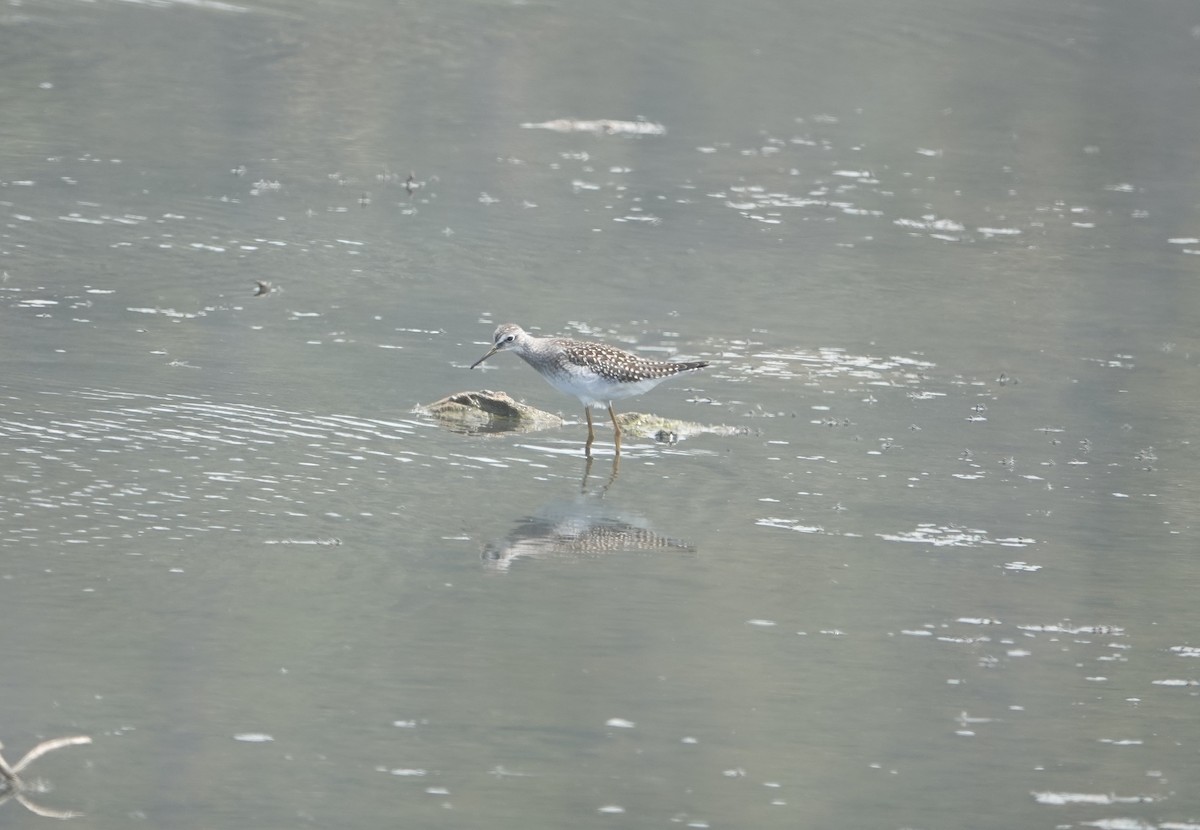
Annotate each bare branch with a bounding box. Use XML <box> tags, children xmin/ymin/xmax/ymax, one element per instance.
<box><xmin>11</xmin><ymin>737</ymin><xmax>92</xmax><ymax>774</ymax></box>
<box><xmin>15</xmin><ymin>791</ymin><xmax>83</xmax><ymax>820</ymax></box>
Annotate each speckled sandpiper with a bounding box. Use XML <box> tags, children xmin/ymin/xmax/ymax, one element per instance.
<box><xmin>469</xmin><ymin>323</ymin><xmax>708</xmax><ymax>454</ymax></box>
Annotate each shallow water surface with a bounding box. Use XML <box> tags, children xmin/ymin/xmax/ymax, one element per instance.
<box><xmin>2</xmin><ymin>0</ymin><xmax>1199</xmax><ymax>828</ymax></box>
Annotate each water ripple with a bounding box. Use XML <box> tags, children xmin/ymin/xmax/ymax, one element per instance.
<box><xmin>0</xmin><ymin>386</ymin><xmax>423</xmax><ymax>546</ymax></box>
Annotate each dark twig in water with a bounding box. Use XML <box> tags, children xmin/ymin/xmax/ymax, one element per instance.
<box><xmin>0</xmin><ymin>747</ymin><xmax>17</xmax><ymax>786</ymax></box>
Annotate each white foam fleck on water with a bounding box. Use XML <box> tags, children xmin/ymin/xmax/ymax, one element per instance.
<box><xmin>756</xmin><ymin>517</ymin><xmax>824</xmax><ymax>534</ymax></box>
<box><xmin>1032</xmin><ymin>791</ymin><xmax>1158</xmax><ymax>807</ymax></box>
<box><xmin>127</xmin><ymin>307</ymin><xmax>205</xmax><ymax>318</ymax></box>
<box><xmin>880</xmin><ymin>524</ymin><xmax>1034</xmax><ymax>549</ymax></box>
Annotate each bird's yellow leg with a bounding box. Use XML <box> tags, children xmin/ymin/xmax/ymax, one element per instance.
<box><xmin>607</xmin><ymin>402</ymin><xmax>622</xmax><ymax>455</ymax></box>
<box><xmin>584</xmin><ymin>407</ymin><xmax>596</xmax><ymax>456</ymax></box>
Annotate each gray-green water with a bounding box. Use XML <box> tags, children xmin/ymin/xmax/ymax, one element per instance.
<box><xmin>2</xmin><ymin>1</ymin><xmax>1199</xmax><ymax>827</ymax></box>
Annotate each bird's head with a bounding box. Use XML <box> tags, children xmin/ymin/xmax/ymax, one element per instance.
<box><xmin>469</xmin><ymin>323</ymin><xmax>525</xmax><ymax>369</ymax></box>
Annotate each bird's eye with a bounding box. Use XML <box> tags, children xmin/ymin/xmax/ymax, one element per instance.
<box><xmin>504</xmin><ymin>335</ymin><xmax>515</xmax><ymax>343</ymax></box>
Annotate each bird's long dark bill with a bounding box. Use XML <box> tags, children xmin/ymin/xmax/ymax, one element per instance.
<box><xmin>469</xmin><ymin>345</ymin><xmax>501</xmax><ymax>369</ymax></box>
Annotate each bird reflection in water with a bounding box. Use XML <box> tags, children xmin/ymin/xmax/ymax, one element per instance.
<box><xmin>581</xmin><ymin>453</ymin><xmax>620</xmax><ymax>493</ymax></box>
<box><xmin>0</xmin><ymin>735</ymin><xmax>91</xmax><ymax>819</ymax></box>
<box><xmin>482</xmin><ymin>457</ymin><xmax>694</xmax><ymax>572</ymax></box>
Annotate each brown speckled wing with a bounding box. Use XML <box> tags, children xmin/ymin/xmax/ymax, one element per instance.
<box><xmin>563</xmin><ymin>340</ymin><xmax>708</xmax><ymax>383</ymax></box>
